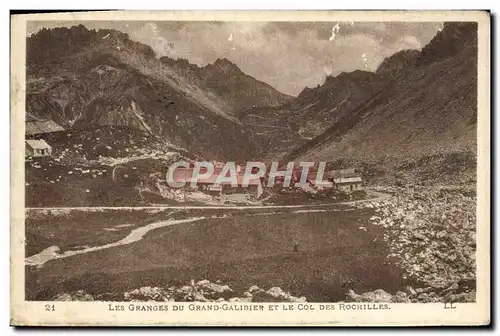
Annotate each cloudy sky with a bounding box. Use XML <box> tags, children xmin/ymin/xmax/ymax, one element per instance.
<box><xmin>28</xmin><ymin>21</ymin><xmax>443</xmax><ymax>95</ymax></box>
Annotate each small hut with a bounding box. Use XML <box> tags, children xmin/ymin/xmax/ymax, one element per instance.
<box><xmin>25</xmin><ymin>139</ymin><xmax>52</xmax><ymax>158</ymax></box>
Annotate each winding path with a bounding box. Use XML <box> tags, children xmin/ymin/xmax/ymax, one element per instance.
<box><xmin>25</xmin><ymin>217</ymin><xmax>206</xmax><ymax>267</ymax></box>
<box><xmin>26</xmin><ymin>190</ymin><xmax>391</xmax><ymax>211</ymax></box>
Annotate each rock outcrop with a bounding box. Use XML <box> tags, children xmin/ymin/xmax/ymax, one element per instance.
<box><xmin>86</xmin><ymin>280</ymin><xmax>308</xmax><ymax>302</ymax></box>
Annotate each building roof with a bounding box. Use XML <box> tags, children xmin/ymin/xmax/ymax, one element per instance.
<box><xmin>171</xmin><ymin>167</ymin><xmax>262</xmax><ymax>186</ymax></box>
<box><xmin>26</xmin><ymin>120</ymin><xmax>64</xmax><ymax>135</ymax></box>
<box><xmin>334</xmin><ymin>177</ymin><xmax>362</xmax><ymax>184</ymax></box>
<box><xmin>26</xmin><ymin>139</ymin><xmax>51</xmax><ymax>150</ymax></box>
<box><xmin>328</xmin><ymin>168</ymin><xmax>358</xmax><ymax>179</ymax></box>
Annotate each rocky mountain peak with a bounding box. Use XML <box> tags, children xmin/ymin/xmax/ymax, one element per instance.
<box><xmin>376</xmin><ymin>49</ymin><xmax>420</xmax><ymax>78</ymax></box>
<box><xmin>285</xmin><ymin>22</ymin><xmax>478</xmax><ymax>164</ymax></box>
<box><xmin>210</xmin><ymin>57</ymin><xmax>242</xmax><ymax>73</ymax></box>
<box><xmin>418</xmin><ymin>22</ymin><xmax>477</xmax><ymax>65</ymax></box>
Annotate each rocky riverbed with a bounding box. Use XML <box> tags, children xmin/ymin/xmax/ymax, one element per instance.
<box><xmin>356</xmin><ymin>185</ymin><xmax>476</xmax><ymax>302</ymax></box>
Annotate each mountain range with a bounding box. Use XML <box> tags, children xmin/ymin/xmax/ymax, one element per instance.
<box><xmin>26</xmin><ymin>25</ymin><xmax>290</xmax><ymax>160</ymax></box>
<box><xmin>283</xmin><ymin>22</ymin><xmax>477</xmax><ymax>167</ymax></box>
<box><xmin>26</xmin><ymin>22</ymin><xmax>477</xmax><ymax>169</ymax></box>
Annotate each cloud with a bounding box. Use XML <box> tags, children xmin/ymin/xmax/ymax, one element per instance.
<box><xmin>131</xmin><ymin>22</ymin><xmax>175</xmax><ymax>56</ymax></box>
<box><xmin>329</xmin><ymin>23</ymin><xmax>341</xmax><ymax>41</ymax></box>
<box><xmin>399</xmin><ymin>35</ymin><xmax>422</xmax><ymax>49</ymax></box>
<box><xmin>361</xmin><ymin>53</ymin><xmax>369</xmax><ymax>69</ymax></box>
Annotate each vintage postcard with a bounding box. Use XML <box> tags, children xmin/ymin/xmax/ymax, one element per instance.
<box><xmin>11</xmin><ymin>10</ymin><xmax>490</xmax><ymax>326</ymax></box>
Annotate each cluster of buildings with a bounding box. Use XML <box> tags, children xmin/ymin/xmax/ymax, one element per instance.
<box><xmin>170</xmin><ymin>163</ymin><xmax>363</xmax><ymax>199</ymax></box>
<box><xmin>170</xmin><ymin>165</ymin><xmax>264</xmax><ymax>197</ymax></box>
<box><xmin>24</xmin><ymin>119</ymin><xmax>364</xmax><ymax>198</ymax></box>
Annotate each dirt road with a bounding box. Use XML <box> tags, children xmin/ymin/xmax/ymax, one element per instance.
<box><xmin>26</xmin><ymin>190</ymin><xmax>391</xmax><ymax>211</ymax></box>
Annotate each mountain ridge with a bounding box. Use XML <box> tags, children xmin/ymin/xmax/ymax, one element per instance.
<box><xmin>26</xmin><ymin>25</ymin><xmax>291</xmax><ymax>160</ymax></box>
<box><xmin>25</xmin><ymin>22</ymin><xmax>478</xmax><ymax>165</ymax></box>
<box><xmin>283</xmin><ymin>22</ymin><xmax>477</xmax><ymax>165</ymax></box>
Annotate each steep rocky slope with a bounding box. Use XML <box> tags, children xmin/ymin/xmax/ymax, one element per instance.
<box><xmin>26</xmin><ymin>22</ymin><xmax>478</xmax><ymax>165</ymax></box>
<box><xmin>26</xmin><ymin>25</ymin><xmax>290</xmax><ymax>160</ymax></box>
<box><xmin>241</xmin><ymin>52</ymin><xmax>418</xmax><ymax>159</ymax></box>
<box><xmin>159</xmin><ymin>56</ymin><xmax>293</xmax><ymax>115</ymax></box>
<box><xmin>284</xmin><ymin>22</ymin><xmax>478</xmax><ymax>168</ymax></box>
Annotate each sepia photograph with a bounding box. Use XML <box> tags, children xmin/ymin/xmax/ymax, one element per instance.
<box><xmin>10</xmin><ymin>10</ymin><xmax>490</xmax><ymax>326</ymax></box>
